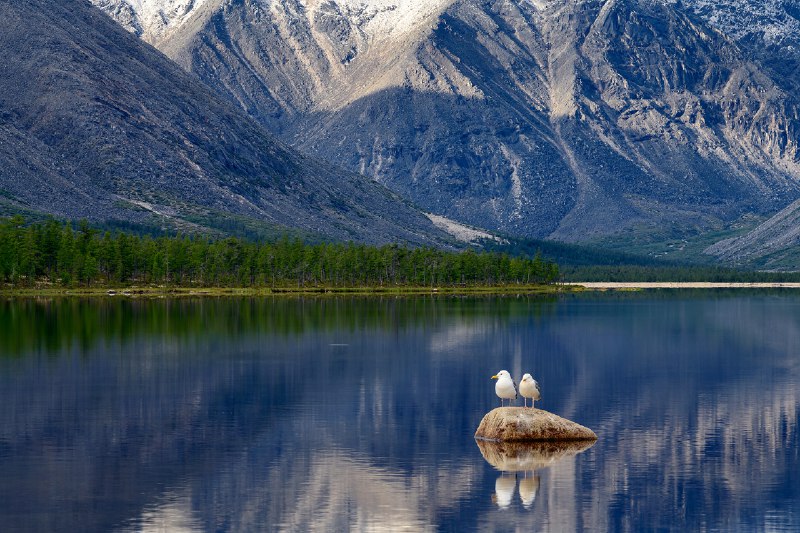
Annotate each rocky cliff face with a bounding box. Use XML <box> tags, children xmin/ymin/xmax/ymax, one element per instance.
<box><xmin>91</xmin><ymin>0</ymin><xmax>800</xmax><ymax>247</ymax></box>
<box><xmin>0</xmin><ymin>0</ymin><xmax>451</xmax><ymax>245</ymax></box>
<box><xmin>678</xmin><ymin>0</ymin><xmax>800</xmax><ymax>62</ymax></box>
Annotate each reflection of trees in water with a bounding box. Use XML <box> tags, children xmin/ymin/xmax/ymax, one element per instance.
<box><xmin>0</xmin><ymin>296</ymin><xmax>558</xmax><ymax>356</ymax></box>
<box><xmin>0</xmin><ymin>295</ymin><xmax>798</xmax><ymax>531</ymax></box>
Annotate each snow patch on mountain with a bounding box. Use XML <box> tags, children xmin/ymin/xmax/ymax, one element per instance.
<box><xmin>311</xmin><ymin>0</ymin><xmax>455</xmax><ymax>43</ymax></box>
<box><xmin>94</xmin><ymin>0</ymin><xmax>800</xmax><ymax>53</ymax></box>
<box><xmin>93</xmin><ymin>0</ymin><xmax>454</xmax><ymax>44</ymax></box>
<box><xmin>661</xmin><ymin>0</ymin><xmax>800</xmax><ymax>50</ymax></box>
<box><xmin>92</xmin><ymin>0</ymin><xmax>209</xmax><ymax>42</ymax></box>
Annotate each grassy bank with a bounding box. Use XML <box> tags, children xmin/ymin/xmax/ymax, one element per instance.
<box><xmin>0</xmin><ymin>283</ymin><xmax>578</xmax><ymax>298</ymax></box>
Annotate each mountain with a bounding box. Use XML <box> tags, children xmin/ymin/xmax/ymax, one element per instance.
<box><xmin>0</xmin><ymin>0</ymin><xmax>452</xmax><ymax>245</ymax></box>
<box><xmin>91</xmin><ymin>0</ymin><xmax>800</xmax><ymax>251</ymax></box>
<box><xmin>679</xmin><ymin>0</ymin><xmax>800</xmax><ymax>66</ymax></box>
<box><xmin>704</xmin><ymin>199</ymin><xmax>800</xmax><ymax>268</ymax></box>
<box><xmin>89</xmin><ymin>0</ymin><xmax>211</xmax><ymax>44</ymax></box>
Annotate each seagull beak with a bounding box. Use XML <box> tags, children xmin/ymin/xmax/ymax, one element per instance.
<box><xmin>491</xmin><ymin>375</ymin><xmax>498</xmax><ymax>380</ymax></box>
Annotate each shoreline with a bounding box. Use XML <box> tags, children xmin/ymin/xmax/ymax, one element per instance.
<box><xmin>563</xmin><ymin>282</ymin><xmax>800</xmax><ymax>289</ymax></box>
<box><xmin>4</xmin><ymin>282</ymin><xmax>800</xmax><ymax>297</ymax></box>
<box><xmin>0</xmin><ymin>285</ymin><xmax>573</xmax><ymax>298</ymax></box>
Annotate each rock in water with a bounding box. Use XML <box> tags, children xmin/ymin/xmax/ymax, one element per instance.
<box><xmin>475</xmin><ymin>407</ymin><xmax>597</xmax><ymax>442</ymax></box>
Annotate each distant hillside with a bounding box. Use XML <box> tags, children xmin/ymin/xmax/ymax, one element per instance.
<box><xmin>0</xmin><ymin>0</ymin><xmax>451</xmax><ymax>246</ymax></box>
<box><xmin>486</xmin><ymin>236</ymin><xmax>800</xmax><ymax>281</ymax></box>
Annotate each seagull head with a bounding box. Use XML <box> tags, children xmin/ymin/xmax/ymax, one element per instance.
<box><xmin>492</xmin><ymin>370</ymin><xmax>511</xmax><ymax>380</ymax></box>
<box><xmin>522</xmin><ymin>373</ymin><xmax>532</xmax><ymax>382</ymax></box>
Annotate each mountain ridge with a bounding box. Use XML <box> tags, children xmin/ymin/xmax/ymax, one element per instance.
<box><xmin>92</xmin><ymin>0</ymin><xmax>800</xmax><ymax>250</ymax></box>
<box><xmin>0</xmin><ymin>0</ymin><xmax>452</xmax><ymax>246</ymax></box>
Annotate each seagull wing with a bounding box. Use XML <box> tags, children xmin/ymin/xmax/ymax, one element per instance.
<box><xmin>513</xmin><ymin>377</ymin><xmax>518</xmax><ymax>398</ymax></box>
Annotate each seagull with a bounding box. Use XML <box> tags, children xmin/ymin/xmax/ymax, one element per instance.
<box><xmin>519</xmin><ymin>373</ymin><xmax>541</xmax><ymax>408</ymax></box>
<box><xmin>491</xmin><ymin>370</ymin><xmax>517</xmax><ymax>407</ymax></box>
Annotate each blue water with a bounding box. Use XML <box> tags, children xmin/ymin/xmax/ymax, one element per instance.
<box><xmin>0</xmin><ymin>293</ymin><xmax>798</xmax><ymax>531</ymax></box>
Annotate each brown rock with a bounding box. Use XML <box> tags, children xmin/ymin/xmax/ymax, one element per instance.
<box><xmin>476</xmin><ymin>439</ymin><xmax>595</xmax><ymax>472</ymax></box>
<box><xmin>474</xmin><ymin>407</ymin><xmax>597</xmax><ymax>442</ymax></box>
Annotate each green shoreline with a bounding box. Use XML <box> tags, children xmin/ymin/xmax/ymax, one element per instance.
<box><xmin>0</xmin><ymin>284</ymin><xmax>579</xmax><ymax>298</ymax></box>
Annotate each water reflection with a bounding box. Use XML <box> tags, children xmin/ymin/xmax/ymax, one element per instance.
<box><xmin>478</xmin><ymin>440</ymin><xmax>594</xmax><ymax>511</ymax></box>
<box><xmin>0</xmin><ymin>294</ymin><xmax>798</xmax><ymax>531</ymax></box>
<box><xmin>0</xmin><ymin>296</ymin><xmax>559</xmax><ymax>356</ymax></box>
<box><xmin>489</xmin><ymin>471</ymin><xmax>542</xmax><ymax>510</ymax></box>
<box><xmin>519</xmin><ymin>474</ymin><xmax>540</xmax><ymax>508</ymax></box>
<box><xmin>494</xmin><ymin>474</ymin><xmax>517</xmax><ymax>509</ymax></box>
<box><xmin>126</xmin><ymin>492</ymin><xmax>200</xmax><ymax>533</ymax></box>
<box><xmin>477</xmin><ymin>440</ymin><xmax>596</xmax><ymax>472</ymax></box>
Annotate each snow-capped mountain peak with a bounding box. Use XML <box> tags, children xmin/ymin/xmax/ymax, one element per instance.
<box><xmin>92</xmin><ymin>0</ymin><xmax>209</xmax><ymax>42</ymax></box>
<box><xmin>93</xmin><ymin>0</ymin><xmax>455</xmax><ymax>44</ymax></box>
<box><xmin>662</xmin><ymin>0</ymin><xmax>800</xmax><ymax>49</ymax></box>
<box><xmin>308</xmin><ymin>0</ymin><xmax>455</xmax><ymax>43</ymax></box>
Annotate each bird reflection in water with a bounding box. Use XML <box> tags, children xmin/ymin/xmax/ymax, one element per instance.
<box><xmin>493</xmin><ymin>474</ymin><xmax>517</xmax><ymax>509</ymax></box>
<box><xmin>518</xmin><ymin>473</ymin><xmax>540</xmax><ymax>508</ymax></box>
<box><xmin>477</xmin><ymin>439</ymin><xmax>594</xmax><ymax>510</ymax></box>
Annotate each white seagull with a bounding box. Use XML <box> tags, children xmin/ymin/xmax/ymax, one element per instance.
<box><xmin>491</xmin><ymin>370</ymin><xmax>517</xmax><ymax>407</ymax></box>
<box><xmin>519</xmin><ymin>373</ymin><xmax>541</xmax><ymax>408</ymax></box>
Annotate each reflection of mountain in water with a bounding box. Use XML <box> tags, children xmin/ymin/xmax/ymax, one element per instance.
<box><xmin>536</xmin><ymin>294</ymin><xmax>800</xmax><ymax>530</ymax></box>
<box><xmin>0</xmin><ymin>295</ymin><xmax>798</xmax><ymax>531</ymax></box>
<box><xmin>584</xmin><ymin>379</ymin><xmax>800</xmax><ymax>532</ymax></box>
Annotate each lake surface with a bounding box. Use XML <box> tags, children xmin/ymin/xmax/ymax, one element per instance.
<box><xmin>0</xmin><ymin>293</ymin><xmax>798</xmax><ymax>531</ymax></box>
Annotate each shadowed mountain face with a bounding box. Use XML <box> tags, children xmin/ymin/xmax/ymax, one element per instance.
<box><xmin>92</xmin><ymin>0</ymin><xmax>800</xmax><ymax>245</ymax></box>
<box><xmin>0</xmin><ymin>0</ymin><xmax>450</xmax><ymax>245</ymax></box>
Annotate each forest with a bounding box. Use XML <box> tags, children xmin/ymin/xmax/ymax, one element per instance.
<box><xmin>0</xmin><ymin>216</ymin><xmax>560</xmax><ymax>288</ymax></box>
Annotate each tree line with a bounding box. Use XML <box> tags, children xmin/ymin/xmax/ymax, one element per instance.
<box><xmin>560</xmin><ymin>264</ymin><xmax>800</xmax><ymax>283</ymax></box>
<box><xmin>0</xmin><ymin>216</ymin><xmax>559</xmax><ymax>288</ymax></box>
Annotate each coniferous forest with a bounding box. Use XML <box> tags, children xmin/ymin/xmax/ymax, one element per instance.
<box><xmin>0</xmin><ymin>217</ymin><xmax>559</xmax><ymax>288</ymax></box>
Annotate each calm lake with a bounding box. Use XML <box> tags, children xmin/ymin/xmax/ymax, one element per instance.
<box><xmin>0</xmin><ymin>293</ymin><xmax>798</xmax><ymax>531</ymax></box>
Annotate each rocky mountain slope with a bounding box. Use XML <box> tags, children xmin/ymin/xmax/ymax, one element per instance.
<box><xmin>678</xmin><ymin>0</ymin><xmax>800</xmax><ymax>59</ymax></box>
<box><xmin>0</xmin><ymin>0</ymin><xmax>451</xmax><ymax>245</ymax></box>
<box><xmin>91</xmin><ymin>0</ymin><xmax>800</xmax><ymax>249</ymax></box>
<box><xmin>705</xmin><ymin>199</ymin><xmax>800</xmax><ymax>268</ymax></box>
